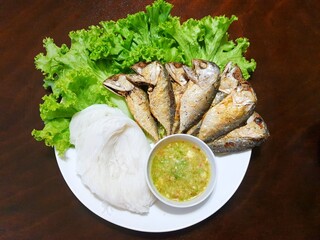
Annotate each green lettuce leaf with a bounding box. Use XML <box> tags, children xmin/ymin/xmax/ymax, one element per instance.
<box><xmin>32</xmin><ymin>0</ymin><xmax>256</xmax><ymax>156</ymax></box>
<box><xmin>32</xmin><ymin>118</ymin><xmax>71</xmax><ymax>155</ymax></box>
<box><xmin>162</xmin><ymin>15</ymin><xmax>256</xmax><ymax>78</ymax></box>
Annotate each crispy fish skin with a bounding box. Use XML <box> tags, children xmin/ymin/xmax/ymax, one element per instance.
<box><xmin>103</xmin><ymin>75</ymin><xmax>159</xmax><ymax>141</ymax></box>
<box><xmin>208</xmin><ymin>112</ymin><xmax>270</xmax><ymax>153</ymax></box>
<box><xmin>186</xmin><ymin>120</ymin><xmax>201</xmax><ymax>136</ymax></box>
<box><xmin>179</xmin><ymin>59</ymin><xmax>220</xmax><ymax>133</ymax></box>
<box><xmin>171</xmin><ymin>81</ymin><xmax>188</xmax><ymax>133</ymax></box>
<box><xmin>132</xmin><ymin>61</ymin><xmax>175</xmax><ymax>135</ymax></box>
<box><xmin>199</xmin><ymin>81</ymin><xmax>257</xmax><ymax>142</ymax></box>
<box><xmin>165</xmin><ymin>62</ymin><xmax>190</xmax><ymax>133</ymax></box>
<box><xmin>149</xmin><ymin>63</ymin><xmax>175</xmax><ymax>135</ymax></box>
<box><xmin>126</xmin><ymin>87</ymin><xmax>159</xmax><ymax>141</ymax></box>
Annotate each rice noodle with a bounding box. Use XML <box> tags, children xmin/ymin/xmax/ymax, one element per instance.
<box><xmin>70</xmin><ymin>104</ymin><xmax>155</xmax><ymax>214</ymax></box>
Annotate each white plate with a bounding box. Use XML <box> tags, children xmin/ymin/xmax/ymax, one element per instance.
<box><xmin>55</xmin><ymin>148</ymin><xmax>251</xmax><ymax>232</ymax></box>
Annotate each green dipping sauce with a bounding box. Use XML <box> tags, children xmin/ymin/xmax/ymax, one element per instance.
<box><xmin>150</xmin><ymin>140</ymin><xmax>211</xmax><ymax>202</ymax></box>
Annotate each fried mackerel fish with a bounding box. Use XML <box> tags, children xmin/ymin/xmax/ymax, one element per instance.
<box><xmin>208</xmin><ymin>112</ymin><xmax>270</xmax><ymax>153</ymax></box>
<box><xmin>103</xmin><ymin>60</ymin><xmax>269</xmax><ymax>153</ymax></box>
<box><xmin>198</xmin><ymin>80</ymin><xmax>257</xmax><ymax>142</ymax></box>
<box><xmin>203</xmin><ymin>62</ymin><xmax>269</xmax><ymax>153</ymax></box>
<box><xmin>103</xmin><ymin>74</ymin><xmax>159</xmax><ymax>141</ymax></box>
<box><xmin>179</xmin><ymin>59</ymin><xmax>220</xmax><ymax>133</ymax></box>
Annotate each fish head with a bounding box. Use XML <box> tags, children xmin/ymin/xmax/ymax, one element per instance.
<box><xmin>131</xmin><ymin>61</ymin><xmax>161</xmax><ymax>86</ymax></box>
<box><xmin>131</xmin><ymin>62</ymin><xmax>148</xmax><ymax>75</ymax></box>
<box><xmin>165</xmin><ymin>62</ymin><xmax>189</xmax><ymax>86</ymax></box>
<box><xmin>232</xmin><ymin>81</ymin><xmax>257</xmax><ymax>106</ymax></box>
<box><xmin>219</xmin><ymin>62</ymin><xmax>245</xmax><ymax>94</ymax></box>
<box><xmin>182</xmin><ymin>65</ymin><xmax>198</xmax><ymax>83</ymax></box>
<box><xmin>245</xmin><ymin>112</ymin><xmax>270</xmax><ymax>139</ymax></box>
<box><xmin>192</xmin><ymin>59</ymin><xmax>220</xmax><ymax>84</ymax></box>
<box><xmin>126</xmin><ymin>74</ymin><xmax>155</xmax><ymax>86</ymax></box>
<box><xmin>103</xmin><ymin>74</ymin><xmax>135</xmax><ymax>96</ymax></box>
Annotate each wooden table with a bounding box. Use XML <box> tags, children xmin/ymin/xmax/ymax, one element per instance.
<box><xmin>1</xmin><ymin>1</ymin><xmax>319</xmax><ymax>239</ymax></box>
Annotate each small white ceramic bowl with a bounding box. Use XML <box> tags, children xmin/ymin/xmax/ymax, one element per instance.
<box><xmin>146</xmin><ymin>134</ymin><xmax>216</xmax><ymax>208</ymax></box>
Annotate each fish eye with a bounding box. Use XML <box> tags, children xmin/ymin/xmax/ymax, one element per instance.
<box><xmin>254</xmin><ymin>117</ymin><xmax>263</xmax><ymax>125</ymax></box>
<box><xmin>199</xmin><ymin>61</ymin><xmax>207</xmax><ymax>69</ymax></box>
<box><xmin>174</xmin><ymin>62</ymin><xmax>183</xmax><ymax>68</ymax></box>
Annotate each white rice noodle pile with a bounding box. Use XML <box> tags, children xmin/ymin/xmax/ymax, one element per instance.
<box><xmin>69</xmin><ymin>104</ymin><xmax>155</xmax><ymax>214</ymax></box>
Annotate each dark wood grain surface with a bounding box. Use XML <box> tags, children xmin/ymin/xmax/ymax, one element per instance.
<box><xmin>1</xmin><ymin>0</ymin><xmax>319</xmax><ymax>239</ymax></box>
